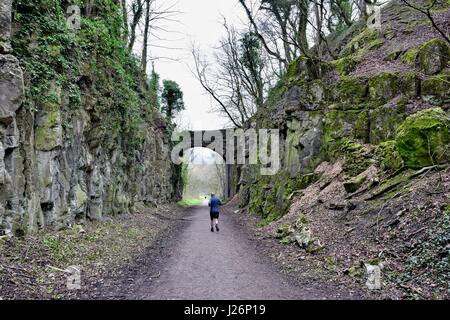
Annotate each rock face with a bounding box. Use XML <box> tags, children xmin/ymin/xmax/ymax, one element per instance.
<box><xmin>0</xmin><ymin>0</ymin><xmax>12</xmax><ymax>53</ymax></box>
<box><xmin>0</xmin><ymin>1</ymin><xmax>25</xmax><ymax>235</ymax></box>
<box><xmin>0</xmin><ymin>55</ymin><xmax>23</xmax><ymax>117</ymax></box>
<box><xmin>234</xmin><ymin>2</ymin><xmax>450</xmax><ymax>224</ymax></box>
<box><xmin>0</xmin><ymin>1</ymin><xmax>180</xmax><ymax>235</ymax></box>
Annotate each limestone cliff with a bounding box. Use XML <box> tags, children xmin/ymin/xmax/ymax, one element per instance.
<box><xmin>237</xmin><ymin>0</ymin><xmax>449</xmax><ymax>223</ymax></box>
<box><xmin>0</xmin><ymin>0</ymin><xmax>181</xmax><ymax>235</ymax></box>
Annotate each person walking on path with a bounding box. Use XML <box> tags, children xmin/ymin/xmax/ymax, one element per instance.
<box><xmin>208</xmin><ymin>193</ymin><xmax>221</xmax><ymax>232</ymax></box>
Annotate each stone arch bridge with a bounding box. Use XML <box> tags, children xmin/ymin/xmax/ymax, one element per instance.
<box><xmin>177</xmin><ymin>129</ymin><xmax>235</xmax><ymax>200</ymax></box>
<box><xmin>174</xmin><ymin>128</ymin><xmax>280</xmax><ymax>200</ymax></box>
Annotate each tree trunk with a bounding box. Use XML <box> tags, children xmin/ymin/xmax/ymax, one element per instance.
<box><xmin>121</xmin><ymin>0</ymin><xmax>128</xmax><ymax>43</ymax></box>
<box><xmin>296</xmin><ymin>0</ymin><xmax>309</xmax><ymax>55</ymax></box>
<box><xmin>85</xmin><ymin>0</ymin><xmax>95</xmax><ymax>18</ymax></box>
<box><xmin>128</xmin><ymin>0</ymin><xmax>143</xmax><ymax>52</ymax></box>
<box><xmin>359</xmin><ymin>0</ymin><xmax>367</xmax><ymax>19</ymax></box>
<box><xmin>270</xmin><ymin>5</ymin><xmax>292</xmax><ymax>64</ymax></box>
<box><xmin>314</xmin><ymin>1</ymin><xmax>322</xmax><ymax>57</ymax></box>
<box><xmin>141</xmin><ymin>0</ymin><xmax>151</xmax><ymax>73</ymax></box>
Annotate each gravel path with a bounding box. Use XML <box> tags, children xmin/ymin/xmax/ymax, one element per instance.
<box><xmin>127</xmin><ymin>203</ymin><xmax>312</xmax><ymax>300</ymax></box>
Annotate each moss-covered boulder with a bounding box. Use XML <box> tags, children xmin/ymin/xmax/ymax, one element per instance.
<box><xmin>368</xmin><ymin>72</ymin><xmax>400</xmax><ymax>102</ymax></box>
<box><xmin>401</xmin><ymin>38</ymin><xmax>450</xmax><ymax>75</ymax></box>
<box><xmin>417</xmin><ymin>38</ymin><xmax>450</xmax><ymax>75</ymax></box>
<box><xmin>421</xmin><ymin>73</ymin><xmax>450</xmax><ymax>105</ymax></box>
<box><xmin>396</xmin><ymin>108</ymin><xmax>450</xmax><ymax>168</ymax></box>
<box><xmin>293</xmin><ymin>80</ymin><xmax>328</xmax><ymax>108</ymax></box>
<box><xmin>335</xmin><ymin>77</ymin><xmax>368</xmax><ymax>103</ymax></box>
<box><xmin>376</xmin><ymin>141</ymin><xmax>404</xmax><ymax>172</ymax></box>
<box><xmin>324</xmin><ymin>130</ymin><xmax>373</xmax><ymax>177</ymax></box>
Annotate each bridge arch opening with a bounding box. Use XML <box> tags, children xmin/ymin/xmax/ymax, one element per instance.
<box><xmin>181</xmin><ymin>147</ymin><xmax>226</xmax><ymax>201</ymax></box>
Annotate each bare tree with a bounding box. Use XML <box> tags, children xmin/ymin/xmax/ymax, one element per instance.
<box><xmin>237</xmin><ymin>0</ymin><xmax>366</xmax><ymax>62</ymax></box>
<box><xmin>192</xmin><ymin>46</ymin><xmax>243</xmax><ymax>128</ymax></box>
<box><xmin>238</xmin><ymin>0</ymin><xmax>290</xmax><ymax>67</ymax></box>
<box><xmin>128</xmin><ymin>0</ymin><xmax>144</xmax><ymax>51</ymax></box>
<box><xmin>358</xmin><ymin>0</ymin><xmax>368</xmax><ymax>19</ymax></box>
<box><xmin>237</xmin><ymin>0</ymin><xmax>315</xmax><ymax>62</ymax></box>
<box><xmin>192</xmin><ymin>20</ymin><xmax>273</xmax><ymax>128</ymax></box>
<box><xmin>129</xmin><ymin>0</ymin><xmax>182</xmax><ymax>72</ymax></box>
<box><xmin>334</xmin><ymin>0</ymin><xmax>354</xmax><ymax>26</ymax></box>
<box><xmin>260</xmin><ymin>0</ymin><xmax>295</xmax><ymax>63</ymax></box>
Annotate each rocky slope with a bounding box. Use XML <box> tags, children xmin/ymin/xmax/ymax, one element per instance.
<box><xmin>234</xmin><ymin>0</ymin><xmax>449</xmax><ymax>299</ymax></box>
<box><xmin>0</xmin><ymin>0</ymin><xmax>181</xmax><ymax>236</ymax></box>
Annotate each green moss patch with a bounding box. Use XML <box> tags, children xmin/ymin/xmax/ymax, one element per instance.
<box><xmin>332</xmin><ymin>56</ymin><xmax>363</xmax><ymax>77</ymax></box>
<box><xmin>323</xmin><ymin>110</ymin><xmax>369</xmax><ymax>152</ymax></box>
<box><xmin>400</xmin><ymin>48</ymin><xmax>419</xmax><ymax>66</ymax></box>
<box><xmin>384</xmin><ymin>49</ymin><xmax>403</xmax><ymax>61</ymax></box>
<box><xmin>275</xmin><ymin>224</ymin><xmax>293</xmax><ymax>239</ymax></box>
<box><xmin>249</xmin><ymin>171</ymin><xmax>317</xmax><ymax>224</ymax></box>
<box><xmin>367</xmin><ymin>38</ymin><xmax>385</xmax><ymax>50</ymax></box>
<box><xmin>376</xmin><ymin>141</ymin><xmax>404</xmax><ymax>172</ymax></box>
<box><xmin>396</xmin><ymin>108</ymin><xmax>450</xmax><ymax>168</ymax></box>
<box><xmin>339</xmin><ymin>139</ymin><xmax>373</xmax><ymax>177</ymax></box>
<box><xmin>401</xmin><ymin>72</ymin><xmax>420</xmax><ymax>98</ymax></box>
<box><xmin>286</xmin><ymin>56</ymin><xmax>330</xmax><ymax>84</ymax></box>
<box><xmin>34</xmin><ymin>125</ymin><xmax>61</xmax><ymax>151</ymax></box>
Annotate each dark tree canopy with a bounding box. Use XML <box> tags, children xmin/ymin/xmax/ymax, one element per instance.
<box><xmin>161</xmin><ymin>80</ymin><xmax>185</xmax><ymax>120</ymax></box>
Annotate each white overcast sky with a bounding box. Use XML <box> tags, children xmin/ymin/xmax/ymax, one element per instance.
<box><xmin>141</xmin><ymin>0</ymin><xmax>248</xmax><ymax>131</ymax></box>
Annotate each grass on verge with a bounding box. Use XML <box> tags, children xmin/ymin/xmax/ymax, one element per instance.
<box><xmin>177</xmin><ymin>197</ymin><xmax>205</xmax><ymax>207</ymax></box>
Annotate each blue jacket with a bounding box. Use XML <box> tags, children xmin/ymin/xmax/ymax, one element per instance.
<box><xmin>208</xmin><ymin>196</ymin><xmax>221</xmax><ymax>213</ymax></box>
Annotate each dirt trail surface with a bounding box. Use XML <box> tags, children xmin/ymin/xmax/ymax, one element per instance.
<box><xmin>96</xmin><ymin>202</ymin><xmax>362</xmax><ymax>300</ymax></box>
<box><xmin>136</xmin><ymin>204</ymin><xmax>303</xmax><ymax>299</ymax></box>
